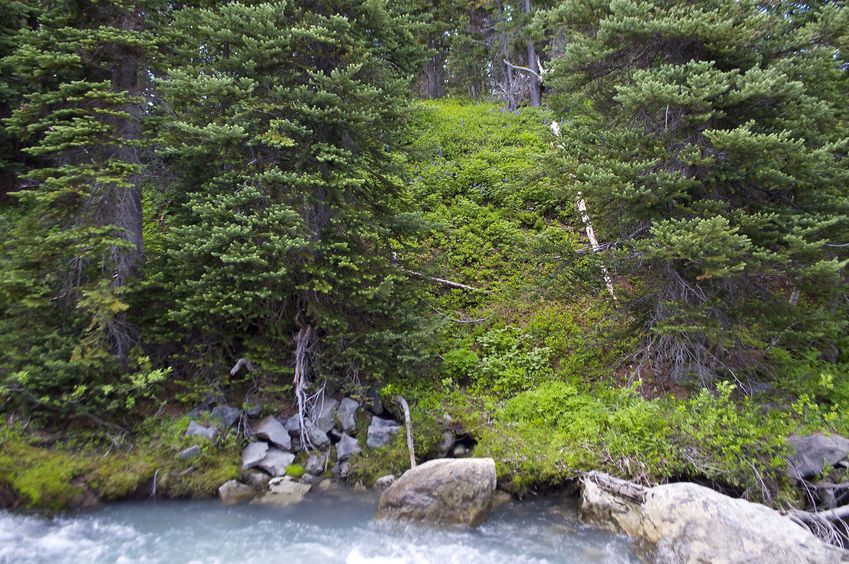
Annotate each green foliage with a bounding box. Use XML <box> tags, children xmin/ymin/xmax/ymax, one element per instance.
<box><xmin>471</xmin><ymin>379</ymin><xmax>793</xmax><ymax>501</ymax></box>
<box><xmin>0</xmin><ymin>426</ymin><xmax>85</xmax><ymax>511</ymax></box>
<box><xmin>144</xmin><ymin>0</ymin><xmax>428</xmax><ymax>384</ymax></box>
<box><xmin>543</xmin><ymin>0</ymin><xmax>849</xmax><ymax>383</ymax></box>
<box><xmin>472</xmin><ymin>326</ymin><xmax>554</xmax><ymax>396</ymax></box>
<box><xmin>475</xmin><ymin>381</ymin><xmax>677</xmax><ymax>494</ymax></box>
<box><xmin>673</xmin><ymin>382</ymin><xmax>792</xmax><ymax>498</ymax></box>
<box><xmin>0</xmin><ymin>0</ymin><xmax>152</xmax><ymax>418</ymax></box>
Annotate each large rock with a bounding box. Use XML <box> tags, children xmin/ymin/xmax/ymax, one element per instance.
<box><xmin>257</xmin><ymin>448</ymin><xmax>295</xmax><ymax>476</ymax></box>
<box><xmin>218</xmin><ymin>480</ymin><xmax>255</xmax><ymax>505</ymax></box>
<box><xmin>336</xmin><ymin>398</ymin><xmax>360</xmax><ymax>434</ymax></box>
<box><xmin>302</xmin><ymin>419</ymin><xmax>331</xmax><ymax>450</ymax></box>
<box><xmin>241</xmin><ymin>441</ymin><xmax>269</xmax><ymax>470</ymax></box>
<box><xmin>367</xmin><ymin>416</ymin><xmax>401</xmax><ymax>449</ymax></box>
<box><xmin>253</xmin><ymin>416</ymin><xmax>291</xmax><ymax>450</ymax></box>
<box><xmin>305</xmin><ymin>453</ymin><xmax>328</xmax><ymax>475</ymax></box>
<box><xmin>310</xmin><ymin>398</ymin><xmax>339</xmax><ymax>433</ymax></box>
<box><xmin>186</xmin><ymin>421</ymin><xmax>217</xmax><ymax>440</ymax></box>
<box><xmin>243</xmin><ymin>470</ymin><xmax>271</xmax><ymax>491</ymax></box>
<box><xmin>253</xmin><ymin>476</ymin><xmax>311</xmax><ymax>507</ymax></box>
<box><xmin>336</xmin><ymin>433</ymin><xmax>361</xmax><ymax>460</ymax></box>
<box><xmin>211</xmin><ymin>405</ymin><xmax>242</xmax><ymax>428</ymax></box>
<box><xmin>285</xmin><ymin>415</ymin><xmax>301</xmax><ymax>435</ymax></box>
<box><xmin>788</xmin><ymin>433</ymin><xmax>849</xmax><ymax>480</ymax></box>
<box><xmin>377</xmin><ymin>458</ymin><xmax>497</xmax><ymax>526</ymax></box>
<box><xmin>580</xmin><ymin>473</ymin><xmax>849</xmax><ymax>563</ymax></box>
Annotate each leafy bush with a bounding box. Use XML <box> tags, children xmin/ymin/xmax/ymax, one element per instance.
<box><xmin>672</xmin><ymin>382</ymin><xmax>792</xmax><ymax>500</ymax></box>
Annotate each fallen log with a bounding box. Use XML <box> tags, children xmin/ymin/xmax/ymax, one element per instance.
<box><xmin>402</xmin><ymin>269</ymin><xmax>488</xmax><ymax>292</ymax></box>
<box><xmin>583</xmin><ymin>471</ymin><xmax>647</xmax><ymax>504</ymax></box>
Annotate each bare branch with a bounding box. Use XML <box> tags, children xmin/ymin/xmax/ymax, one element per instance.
<box><xmin>503</xmin><ymin>58</ymin><xmax>542</xmax><ymax>80</ymax></box>
<box><xmin>403</xmin><ymin>269</ymin><xmax>489</xmax><ymax>292</ymax></box>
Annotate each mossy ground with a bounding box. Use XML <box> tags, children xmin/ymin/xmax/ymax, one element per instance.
<box><xmin>0</xmin><ymin>416</ymin><xmax>240</xmax><ymax>512</ymax></box>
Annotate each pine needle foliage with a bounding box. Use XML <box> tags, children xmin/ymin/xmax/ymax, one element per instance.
<box><xmin>543</xmin><ymin>0</ymin><xmax>849</xmax><ymax>384</ymax></box>
<box><xmin>0</xmin><ymin>0</ymin><xmax>154</xmax><ymax>417</ymax></box>
<box><xmin>144</xmin><ymin>0</ymin><xmax>428</xmax><ymax>384</ymax></box>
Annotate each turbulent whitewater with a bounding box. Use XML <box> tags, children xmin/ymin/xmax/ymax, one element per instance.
<box><xmin>0</xmin><ymin>491</ymin><xmax>636</xmax><ymax>564</ymax></box>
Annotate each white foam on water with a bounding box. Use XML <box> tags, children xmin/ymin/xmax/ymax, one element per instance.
<box><xmin>0</xmin><ymin>492</ymin><xmax>638</xmax><ymax>564</ymax></box>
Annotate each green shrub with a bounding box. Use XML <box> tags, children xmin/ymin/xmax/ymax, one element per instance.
<box><xmin>673</xmin><ymin>382</ymin><xmax>792</xmax><ymax>500</ymax></box>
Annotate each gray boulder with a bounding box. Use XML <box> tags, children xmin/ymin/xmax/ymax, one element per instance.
<box><xmin>211</xmin><ymin>405</ymin><xmax>242</xmax><ymax>428</ymax></box>
<box><xmin>580</xmin><ymin>473</ymin><xmax>849</xmax><ymax>564</ymax></box>
<box><xmin>332</xmin><ymin>459</ymin><xmax>350</xmax><ymax>479</ymax></box>
<box><xmin>186</xmin><ymin>421</ymin><xmax>217</xmax><ymax>440</ymax></box>
<box><xmin>257</xmin><ymin>448</ymin><xmax>295</xmax><ymax>476</ymax></box>
<box><xmin>336</xmin><ymin>398</ymin><xmax>360</xmax><ymax>433</ymax></box>
<box><xmin>453</xmin><ymin>444</ymin><xmax>470</xmax><ymax>457</ymax></box>
<box><xmin>377</xmin><ymin>458</ymin><xmax>497</xmax><ymax>526</ymax></box>
<box><xmin>336</xmin><ymin>433</ymin><xmax>361</xmax><ymax>460</ymax></box>
<box><xmin>305</xmin><ymin>453</ymin><xmax>328</xmax><ymax>475</ymax></box>
<box><xmin>243</xmin><ymin>470</ymin><xmax>271</xmax><ymax>491</ymax></box>
<box><xmin>285</xmin><ymin>416</ymin><xmax>330</xmax><ymax>450</ymax></box>
<box><xmin>310</xmin><ymin>398</ymin><xmax>339</xmax><ymax>433</ymax></box>
<box><xmin>253</xmin><ymin>416</ymin><xmax>291</xmax><ymax>450</ymax></box>
<box><xmin>300</xmin><ymin>474</ymin><xmax>322</xmax><ymax>485</ymax></box>
<box><xmin>177</xmin><ymin>445</ymin><xmax>201</xmax><ymax>459</ymax></box>
<box><xmin>285</xmin><ymin>415</ymin><xmax>301</xmax><ymax>435</ymax></box>
<box><xmin>241</xmin><ymin>441</ymin><xmax>269</xmax><ymax>470</ymax></box>
<box><xmin>788</xmin><ymin>433</ymin><xmax>849</xmax><ymax>480</ymax></box>
<box><xmin>218</xmin><ymin>480</ymin><xmax>255</xmax><ymax>505</ymax></box>
<box><xmin>253</xmin><ymin>476</ymin><xmax>311</xmax><ymax>507</ymax></box>
<box><xmin>367</xmin><ymin>416</ymin><xmax>401</xmax><ymax>449</ymax></box>
<box><xmin>303</xmin><ymin>419</ymin><xmax>331</xmax><ymax>450</ymax></box>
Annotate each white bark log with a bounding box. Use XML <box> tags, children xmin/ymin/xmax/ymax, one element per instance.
<box><xmin>550</xmin><ymin>121</ymin><xmax>616</xmax><ymax>300</ymax></box>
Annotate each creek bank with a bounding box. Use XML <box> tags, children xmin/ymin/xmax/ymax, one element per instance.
<box><xmin>580</xmin><ymin>471</ymin><xmax>849</xmax><ymax>563</ymax></box>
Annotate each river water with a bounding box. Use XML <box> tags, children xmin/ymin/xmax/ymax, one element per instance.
<box><xmin>0</xmin><ymin>489</ymin><xmax>638</xmax><ymax>563</ymax></box>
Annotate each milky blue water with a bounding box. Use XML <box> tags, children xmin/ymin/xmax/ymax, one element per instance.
<box><xmin>0</xmin><ymin>490</ymin><xmax>638</xmax><ymax>563</ymax></box>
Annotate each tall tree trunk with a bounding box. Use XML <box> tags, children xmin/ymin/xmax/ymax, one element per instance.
<box><xmin>422</xmin><ymin>39</ymin><xmax>445</xmax><ymax>99</ymax></box>
<box><xmin>108</xmin><ymin>6</ymin><xmax>144</xmax><ymax>286</ymax></box>
<box><xmin>105</xmin><ymin>5</ymin><xmax>144</xmax><ymax>362</ymax></box>
<box><xmin>523</xmin><ymin>0</ymin><xmax>541</xmax><ymax>107</ymax></box>
<box><xmin>498</xmin><ymin>0</ymin><xmax>516</xmax><ymax>110</ymax></box>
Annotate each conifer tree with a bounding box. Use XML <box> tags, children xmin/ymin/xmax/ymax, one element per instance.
<box><xmin>0</xmin><ymin>0</ymin><xmax>155</xmax><ymax>416</ymax></box>
<box><xmin>149</xmin><ymin>1</ymin><xmax>426</xmax><ymax>394</ymax></box>
<box><xmin>0</xmin><ymin>1</ymin><xmax>33</xmax><ymax>196</ymax></box>
<box><xmin>544</xmin><ymin>0</ymin><xmax>849</xmax><ymax>384</ymax></box>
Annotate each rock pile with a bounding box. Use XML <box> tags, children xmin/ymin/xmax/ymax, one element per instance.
<box><xmin>209</xmin><ymin>395</ymin><xmax>403</xmax><ymax>505</ymax></box>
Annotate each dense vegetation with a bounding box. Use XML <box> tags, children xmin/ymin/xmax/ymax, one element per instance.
<box><xmin>0</xmin><ymin>0</ymin><xmax>847</xmax><ymax>511</ymax></box>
